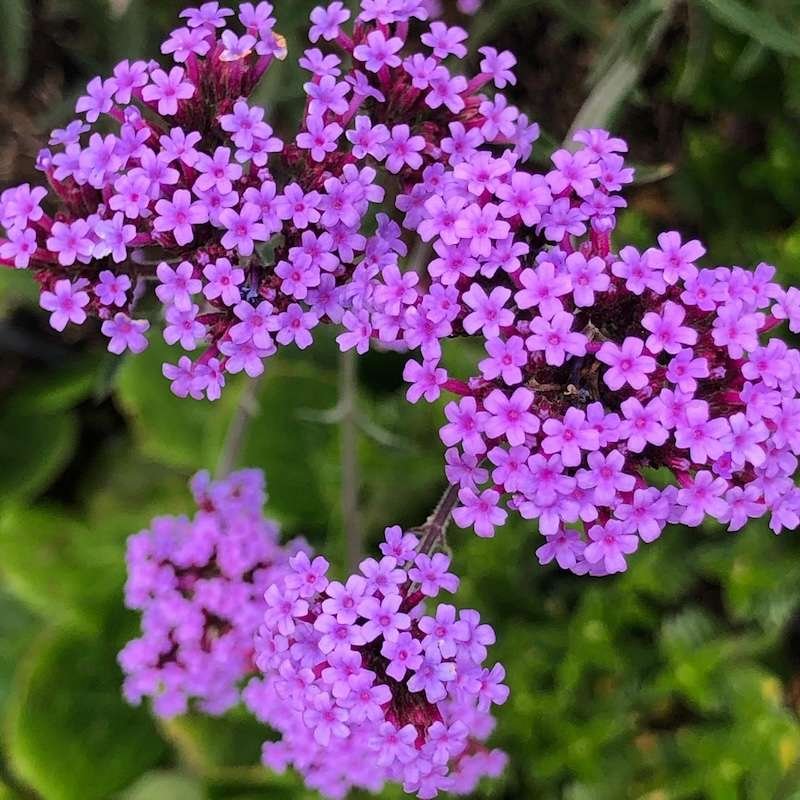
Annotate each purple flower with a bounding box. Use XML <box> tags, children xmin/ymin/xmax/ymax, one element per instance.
<box><xmin>272</xmin><ymin>304</ymin><xmax>318</xmax><ymax>349</ymax></box>
<box><xmin>0</xmin><ymin>227</ymin><xmax>38</xmax><ymax>268</ymax></box>
<box><xmin>577</xmin><ymin>450</ymin><xmax>635</xmax><ymax>505</ymax></box>
<box><xmin>164</xmin><ymin>303</ymin><xmax>205</xmax><ymax>350</ymax></box>
<box><xmin>309</xmin><ymin>1</ymin><xmax>350</xmax><ymax>42</ymax></box>
<box><xmin>641</xmin><ymin>300</ymin><xmax>697</xmax><ymax>354</ymax></box>
<box><xmin>75</xmin><ymin>76</ymin><xmax>117</xmax><ymax>122</ymax></box>
<box><xmin>541</xmin><ymin>408</ymin><xmax>600</xmax><ymax>467</ymax></box>
<box><xmin>155</xmin><ymin>261</ymin><xmax>201</xmax><ymax>311</ymax></box>
<box><xmin>515</xmin><ymin>261</ymin><xmax>572</xmax><ymax>317</ymax></box>
<box><xmin>194</xmin><ymin>147</ymin><xmax>242</xmax><ymax>194</ymax></box>
<box><xmin>403</xmin><ymin>358</ymin><xmax>447</xmax><ymax>403</ymax></box>
<box><xmin>142</xmin><ymin>67</ymin><xmax>195</xmax><ymax>116</ymax></box>
<box><xmin>40</xmin><ymin>279</ymin><xmax>90</xmax><ymax>331</ymax></box>
<box><xmin>359</xmin><ymin>593</ymin><xmax>410</xmax><ymax>642</ymax></box>
<box><xmin>479</xmin><ymin>336</ymin><xmax>527</xmax><ymax>385</ymax></box>
<box><xmin>536</xmin><ymin>528</ymin><xmax>585</xmax><ymax>570</ymax></box>
<box><xmin>440</xmin><ymin>396</ymin><xmax>490</xmax><ymax>454</ymax></box>
<box><xmin>677</xmin><ymin>470</ymin><xmax>729</xmax><ymax>526</ymax></box>
<box><xmin>597</xmin><ymin>337</ymin><xmax>657</xmax><ymax>391</ymax></box>
<box><xmin>381</xmin><ymin>632</ymin><xmax>423</xmax><ymax>680</ymax></box>
<box><xmin>102</xmin><ymin>313</ymin><xmax>150</xmax><ymax>354</ymax></box>
<box><xmin>337</xmin><ymin>309</ymin><xmax>372</xmax><ymax>354</ymax></box>
<box><xmin>219</xmin><ymin>203</ymin><xmax>268</xmax><ymax>255</ymax></box>
<box><xmin>296</xmin><ymin>115</ymin><xmax>343</xmax><ymax>162</ymax></box>
<box><xmin>384</xmin><ymin>125</ymin><xmax>425</xmax><ymax>173</ymax></box>
<box><xmin>409</xmin><ymin>553</ymin><xmax>459</xmax><ymax>596</ymax></box>
<box><xmin>230</xmin><ymin>300</ymin><xmax>274</xmax><ymax>349</ymax></box>
<box><xmin>353</xmin><ymin>30</ymin><xmax>403</xmax><ymax>72</ymax></box>
<box><xmin>566</xmin><ymin>252</ymin><xmax>609</xmax><ymax>306</ymax></box>
<box><xmin>483</xmin><ymin>387</ymin><xmax>539</xmax><ymax>445</ymax></box>
<box><xmin>583</xmin><ymin>521</ymin><xmax>639</xmax><ymax>574</ymax></box>
<box><xmin>452</xmin><ymin>488</ymin><xmax>507</xmax><ymax>538</ymax></box>
<box><xmin>526</xmin><ymin>311</ymin><xmax>587</xmax><ymax>366</ymax></box>
<box><xmin>202</xmin><ymin>257</ymin><xmax>244</xmax><ymax>306</ymax></box>
<box><xmin>454</xmin><ymin>203</ymin><xmax>510</xmax><ymax>258</ymax></box>
<box><xmin>46</xmin><ymin>220</ymin><xmax>94</xmax><ymax>266</ymax></box>
<box><xmin>674</xmin><ymin>401</ymin><xmax>730</xmax><ymax>464</ymax></box>
<box><xmin>547</xmin><ymin>148</ymin><xmax>602</xmax><ymax>198</ymax></box>
<box><xmin>648</xmin><ymin>230</ymin><xmax>705</xmax><ymax>284</ymax></box>
<box><xmin>380</xmin><ymin>525</ymin><xmax>419</xmax><ymax>563</ymax></box>
<box><xmin>120</xmin><ymin>469</ymin><xmax>301</xmax><ymax>717</ymax></box>
<box><xmin>154</xmin><ymin>189</ymin><xmax>208</xmax><ymax>246</ymax></box>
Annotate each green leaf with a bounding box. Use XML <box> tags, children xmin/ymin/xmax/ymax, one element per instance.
<box><xmin>0</xmin><ymin>267</ymin><xmax>38</xmax><ymax>308</ymax></box>
<box><xmin>0</xmin><ymin>505</ymin><xmax>127</xmax><ymax>625</ymax></box>
<box><xmin>240</xmin><ymin>364</ymin><xmax>338</xmax><ymax>527</ymax></box>
<box><xmin>4</xmin><ymin>354</ymin><xmax>100</xmax><ymax>414</ymax></box>
<box><xmin>675</xmin><ymin>2</ymin><xmax>712</xmax><ymax>99</ymax></box>
<box><xmin>0</xmin><ymin>0</ymin><xmax>30</xmax><ymax>90</ymax></box>
<box><xmin>586</xmin><ymin>0</ymin><xmax>664</xmax><ymax>89</ymax></box>
<box><xmin>159</xmin><ymin>712</ymin><xmax>265</xmax><ymax>775</ymax></box>
<box><xmin>0</xmin><ymin>404</ymin><xmax>77</xmax><ymax>502</ymax></box>
<box><xmin>698</xmin><ymin>0</ymin><xmax>800</xmax><ymax>58</ymax></box>
<box><xmin>121</xmin><ymin>771</ymin><xmax>205</xmax><ymax>800</ymax></box>
<box><xmin>6</xmin><ymin>625</ymin><xmax>165</xmax><ymax>800</ymax></box>
<box><xmin>114</xmin><ymin>337</ymin><xmax>235</xmax><ymax>470</ymax></box>
<box><xmin>0</xmin><ymin>589</ymin><xmax>38</xmax><ymax>718</ymax></box>
<box><xmin>565</xmin><ymin>4</ymin><xmax>674</xmax><ymax>142</ymax></box>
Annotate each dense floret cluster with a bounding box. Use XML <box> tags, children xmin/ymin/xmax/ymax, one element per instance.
<box><xmin>1</xmin><ymin>1</ymin><xmax>796</xmax><ymax>571</ymax></box>
<box><xmin>245</xmin><ymin>523</ymin><xmax>508</xmax><ymax>799</ymax></box>
<box><xmin>119</xmin><ymin>469</ymin><xmax>306</xmax><ymax>717</ymax></box>
<box><xmin>391</xmin><ymin>131</ymin><xmax>800</xmax><ymax>571</ymax></box>
<box><xmin>0</xmin><ymin>0</ymin><xmax>530</xmax><ymax>401</ymax></box>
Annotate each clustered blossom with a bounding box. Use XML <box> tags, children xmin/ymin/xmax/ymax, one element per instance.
<box><xmin>244</xmin><ymin>524</ymin><xmax>508</xmax><ymax>799</ymax></box>
<box><xmin>0</xmin><ymin>0</ymin><xmax>530</xmax><ymax>403</ymax></box>
<box><xmin>384</xmin><ymin>127</ymin><xmax>800</xmax><ymax>573</ymax></box>
<box><xmin>118</xmin><ymin>469</ymin><xmax>307</xmax><ymax>717</ymax></box>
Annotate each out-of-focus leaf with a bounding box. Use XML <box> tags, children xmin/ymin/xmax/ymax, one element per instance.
<box><xmin>631</xmin><ymin>162</ymin><xmax>676</xmax><ymax>185</ymax></box>
<box><xmin>240</xmin><ymin>363</ymin><xmax>338</xmax><ymax>527</ymax></box>
<box><xmin>675</xmin><ymin>1</ymin><xmax>712</xmax><ymax>99</ymax></box>
<box><xmin>0</xmin><ymin>268</ymin><xmax>38</xmax><ymax>307</ymax></box>
<box><xmin>565</xmin><ymin>4</ymin><xmax>674</xmax><ymax>142</ymax></box>
<box><xmin>111</xmin><ymin>0</ymin><xmax>149</xmax><ymax>61</ymax></box>
<box><xmin>4</xmin><ymin>354</ymin><xmax>99</xmax><ymax>413</ymax></box>
<box><xmin>0</xmin><ymin>590</ymin><xmax>37</xmax><ymax>717</ymax></box>
<box><xmin>160</xmin><ymin>713</ymin><xmax>266</xmax><ymax>776</ymax></box>
<box><xmin>586</xmin><ymin>0</ymin><xmax>664</xmax><ymax>88</ymax></box>
<box><xmin>733</xmin><ymin>39</ymin><xmax>767</xmax><ymax>79</ymax></box>
<box><xmin>121</xmin><ymin>771</ymin><xmax>205</xmax><ymax>800</ymax></box>
<box><xmin>0</xmin><ymin>505</ymin><xmax>126</xmax><ymax>625</ymax></box>
<box><xmin>0</xmin><ymin>405</ymin><xmax>77</xmax><ymax>502</ymax></box>
<box><xmin>698</xmin><ymin>0</ymin><xmax>800</xmax><ymax>58</ymax></box>
<box><xmin>6</xmin><ymin>625</ymin><xmax>165</xmax><ymax>800</ymax></box>
<box><xmin>114</xmin><ymin>337</ymin><xmax>237</xmax><ymax>470</ymax></box>
<box><xmin>0</xmin><ymin>0</ymin><xmax>30</xmax><ymax>89</ymax></box>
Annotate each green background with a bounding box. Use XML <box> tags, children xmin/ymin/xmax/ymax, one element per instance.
<box><xmin>2</xmin><ymin>0</ymin><xmax>800</xmax><ymax>798</ymax></box>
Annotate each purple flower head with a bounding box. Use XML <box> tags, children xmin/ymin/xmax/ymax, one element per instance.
<box><xmin>119</xmin><ymin>469</ymin><xmax>305</xmax><ymax>718</ymax></box>
<box><xmin>249</xmin><ymin>513</ymin><xmax>507</xmax><ymax>798</ymax></box>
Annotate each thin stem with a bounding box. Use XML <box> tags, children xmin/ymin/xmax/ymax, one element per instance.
<box><xmin>340</xmin><ymin>349</ymin><xmax>363</xmax><ymax>571</ymax></box>
<box><xmin>415</xmin><ymin>481</ymin><xmax>461</xmax><ymax>556</ymax></box>
<box><xmin>215</xmin><ymin>375</ymin><xmax>263</xmax><ymax>478</ymax></box>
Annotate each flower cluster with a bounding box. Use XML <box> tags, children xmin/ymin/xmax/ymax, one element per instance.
<box><xmin>118</xmin><ymin>468</ymin><xmax>307</xmax><ymax>717</ymax></box>
<box><xmin>385</xmin><ymin>131</ymin><xmax>800</xmax><ymax>572</ymax></box>
<box><xmin>0</xmin><ymin>0</ymin><xmax>530</xmax><ymax>401</ymax></box>
<box><xmin>244</xmin><ymin>523</ymin><xmax>508</xmax><ymax>799</ymax></box>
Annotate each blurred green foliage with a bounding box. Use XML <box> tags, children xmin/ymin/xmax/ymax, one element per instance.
<box><xmin>3</xmin><ymin>1</ymin><xmax>800</xmax><ymax>799</ymax></box>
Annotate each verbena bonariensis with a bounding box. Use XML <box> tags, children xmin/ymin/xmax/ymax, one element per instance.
<box><xmin>245</xmin><ymin>509</ymin><xmax>508</xmax><ymax>799</ymax></box>
<box><xmin>391</xmin><ymin>128</ymin><xmax>800</xmax><ymax>573</ymax></box>
<box><xmin>119</xmin><ymin>468</ymin><xmax>308</xmax><ymax>717</ymax></box>
<box><xmin>0</xmin><ymin>0</ymin><xmax>532</xmax><ymax>400</ymax></box>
